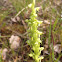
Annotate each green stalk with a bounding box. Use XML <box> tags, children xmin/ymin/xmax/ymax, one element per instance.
<box><xmin>25</xmin><ymin>0</ymin><xmax>44</xmax><ymax>62</ymax></box>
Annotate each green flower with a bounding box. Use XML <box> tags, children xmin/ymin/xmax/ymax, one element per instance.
<box><xmin>25</xmin><ymin>0</ymin><xmax>44</xmax><ymax>62</ymax></box>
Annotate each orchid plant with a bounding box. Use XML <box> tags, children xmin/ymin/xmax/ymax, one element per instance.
<box><xmin>25</xmin><ymin>0</ymin><xmax>44</xmax><ymax>62</ymax></box>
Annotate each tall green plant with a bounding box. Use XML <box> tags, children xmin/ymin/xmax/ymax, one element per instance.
<box><xmin>25</xmin><ymin>0</ymin><xmax>44</xmax><ymax>62</ymax></box>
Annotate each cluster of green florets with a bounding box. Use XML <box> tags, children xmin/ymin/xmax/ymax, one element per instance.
<box><xmin>25</xmin><ymin>0</ymin><xmax>44</xmax><ymax>62</ymax></box>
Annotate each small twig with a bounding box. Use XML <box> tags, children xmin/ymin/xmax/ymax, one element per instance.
<box><xmin>21</xmin><ymin>20</ymin><xmax>27</xmax><ymax>30</ymax></box>
<box><xmin>23</xmin><ymin>31</ymin><xmax>28</xmax><ymax>36</ymax></box>
<box><xmin>14</xmin><ymin>7</ymin><xmax>28</xmax><ymax>18</ymax></box>
<box><xmin>6</xmin><ymin>28</ymin><xmax>28</xmax><ymax>39</ymax></box>
<box><xmin>12</xmin><ymin>30</ymin><xmax>27</xmax><ymax>38</ymax></box>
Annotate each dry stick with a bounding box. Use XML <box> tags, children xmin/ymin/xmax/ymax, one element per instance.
<box><xmin>14</xmin><ymin>7</ymin><xmax>28</xmax><ymax>18</ymax></box>
<box><xmin>6</xmin><ymin>28</ymin><xmax>28</xmax><ymax>39</ymax></box>
<box><xmin>8</xmin><ymin>7</ymin><xmax>29</xmax><ymax>38</ymax></box>
<box><xmin>21</xmin><ymin>20</ymin><xmax>27</xmax><ymax>30</ymax></box>
<box><xmin>23</xmin><ymin>31</ymin><xmax>28</xmax><ymax>36</ymax></box>
<box><xmin>14</xmin><ymin>7</ymin><xmax>28</xmax><ymax>30</ymax></box>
